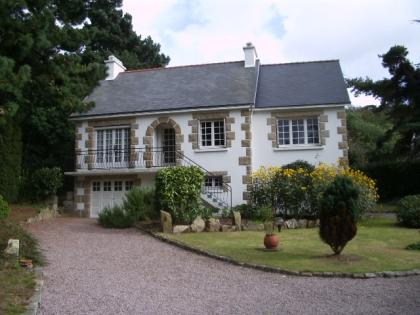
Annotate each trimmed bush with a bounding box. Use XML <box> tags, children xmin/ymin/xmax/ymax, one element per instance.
<box><xmin>31</xmin><ymin>167</ymin><xmax>63</xmax><ymax>200</ymax></box>
<box><xmin>319</xmin><ymin>176</ymin><xmax>359</xmax><ymax>255</ymax></box>
<box><xmin>0</xmin><ymin>195</ymin><xmax>11</xmax><ymax>220</ymax></box>
<box><xmin>123</xmin><ymin>187</ymin><xmax>157</xmax><ymax>221</ymax></box>
<box><xmin>397</xmin><ymin>195</ymin><xmax>420</xmax><ymax>228</ymax></box>
<box><xmin>98</xmin><ymin>205</ymin><xmax>134</xmax><ymax>228</ymax></box>
<box><xmin>156</xmin><ymin>166</ymin><xmax>205</xmax><ymax>224</ymax></box>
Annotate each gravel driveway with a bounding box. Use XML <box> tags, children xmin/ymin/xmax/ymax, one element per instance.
<box><xmin>28</xmin><ymin>218</ymin><xmax>420</xmax><ymax>315</ymax></box>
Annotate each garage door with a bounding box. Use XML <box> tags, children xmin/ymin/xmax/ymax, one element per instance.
<box><xmin>90</xmin><ymin>180</ymin><xmax>133</xmax><ymax>218</ymax></box>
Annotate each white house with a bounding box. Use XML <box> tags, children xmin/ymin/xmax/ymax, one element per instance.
<box><xmin>66</xmin><ymin>43</ymin><xmax>350</xmax><ymax>218</ymax></box>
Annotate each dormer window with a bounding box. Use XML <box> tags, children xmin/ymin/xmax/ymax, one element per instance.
<box><xmin>200</xmin><ymin>120</ymin><xmax>225</xmax><ymax>147</ymax></box>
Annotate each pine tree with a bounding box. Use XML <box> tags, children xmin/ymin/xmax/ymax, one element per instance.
<box><xmin>0</xmin><ymin>0</ymin><xmax>169</xmax><ymax>199</ymax></box>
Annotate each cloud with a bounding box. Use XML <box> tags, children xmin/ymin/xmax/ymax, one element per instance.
<box><xmin>123</xmin><ymin>0</ymin><xmax>420</xmax><ymax>106</ymax></box>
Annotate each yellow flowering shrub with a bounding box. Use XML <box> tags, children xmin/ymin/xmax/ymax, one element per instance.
<box><xmin>250</xmin><ymin>162</ymin><xmax>379</xmax><ymax>219</ymax></box>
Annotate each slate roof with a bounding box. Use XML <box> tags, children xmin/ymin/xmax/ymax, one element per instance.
<box><xmin>78</xmin><ymin>61</ymin><xmax>258</xmax><ymax>117</ymax></box>
<box><xmin>255</xmin><ymin>60</ymin><xmax>350</xmax><ymax>108</ymax></box>
<box><xmin>74</xmin><ymin>59</ymin><xmax>349</xmax><ymax>118</ymax></box>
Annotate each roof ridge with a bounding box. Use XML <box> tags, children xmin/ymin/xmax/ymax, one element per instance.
<box><xmin>123</xmin><ymin>60</ymin><xmax>243</xmax><ymax>74</ymax></box>
<box><xmin>262</xmin><ymin>59</ymin><xmax>339</xmax><ymax>67</ymax></box>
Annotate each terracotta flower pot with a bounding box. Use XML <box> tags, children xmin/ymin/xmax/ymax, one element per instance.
<box><xmin>19</xmin><ymin>259</ymin><xmax>33</xmax><ymax>268</ymax></box>
<box><xmin>264</xmin><ymin>234</ymin><xmax>279</xmax><ymax>249</ymax></box>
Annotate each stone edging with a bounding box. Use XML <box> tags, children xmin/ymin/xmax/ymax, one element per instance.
<box><xmin>137</xmin><ymin>227</ymin><xmax>420</xmax><ymax>279</ymax></box>
<box><xmin>23</xmin><ymin>267</ymin><xmax>43</xmax><ymax>315</ymax></box>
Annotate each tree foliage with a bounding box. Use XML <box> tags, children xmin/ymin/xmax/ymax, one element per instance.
<box><xmin>347</xmin><ymin>46</ymin><xmax>420</xmax><ymax>156</ymax></box>
<box><xmin>347</xmin><ymin>106</ymin><xmax>399</xmax><ymax>168</ymax></box>
<box><xmin>0</xmin><ymin>0</ymin><xmax>169</xmax><ymax>199</ymax></box>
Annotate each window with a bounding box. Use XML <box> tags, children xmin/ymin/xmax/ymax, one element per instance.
<box><xmin>200</xmin><ymin>120</ymin><xmax>225</xmax><ymax>147</ymax></box>
<box><xmin>125</xmin><ymin>181</ymin><xmax>133</xmax><ymax>191</ymax></box>
<box><xmin>277</xmin><ymin>117</ymin><xmax>320</xmax><ymax>146</ymax></box>
<box><xmin>96</xmin><ymin>128</ymin><xmax>130</xmax><ymax>164</ymax></box>
<box><xmin>114</xmin><ymin>181</ymin><xmax>122</xmax><ymax>191</ymax></box>
<box><xmin>204</xmin><ymin>176</ymin><xmax>223</xmax><ymax>189</ymax></box>
<box><xmin>103</xmin><ymin>181</ymin><xmax>112</xmax><ymax>191</ymax></box>
<box><xmin>92</xmin><ymin>181</ymin><xmax>101</xmax><ymax>192</ymax></box>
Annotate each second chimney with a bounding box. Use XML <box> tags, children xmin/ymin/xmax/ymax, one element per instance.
<box><xmin>105</xmin><ymin>55</ymin><xmax>126</xmax><ymax>80</ymax></box>
<box><xmin>243</xmin><ymin>42</ymin><xmax>258</xmax><ymax>68</ymax></box>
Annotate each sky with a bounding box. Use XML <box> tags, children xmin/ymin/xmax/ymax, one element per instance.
<box><xmin>122</xmin><ymin>0</ymin><xmax>420</xmax><ymax>106</ymax></box>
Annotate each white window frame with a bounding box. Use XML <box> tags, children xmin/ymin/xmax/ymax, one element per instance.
<box><xmin>199</xmin><ymin>120</ymin><xmax>226</xmax><ymax>148</ymax></box>
<box><xmin>95</xmin><ymin>126</ymin><xmax>131</xmax><ymax>165</ymax></box>
<box><xmin>204</xmin><ymin>176</ymin><xmax>223</xmax><ymax>190</ymax></box>
<box><xmin>276</xmin><ymin>116</ymin><xmax>321</xmax><ymax>147</ymax></box>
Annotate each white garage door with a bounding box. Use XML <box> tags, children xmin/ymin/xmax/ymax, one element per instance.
<box><xmin>90</xmin><ymin>180</ymin><xmax>133</xmax><ymax>218</ymax></box>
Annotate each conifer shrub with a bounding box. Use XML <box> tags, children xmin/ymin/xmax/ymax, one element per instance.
<box><xmin>319</xmin><ymin>176</ymin><xmax>360</xmax><ymax>255</ymax></box>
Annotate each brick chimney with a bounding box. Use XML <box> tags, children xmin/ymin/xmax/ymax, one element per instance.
<box><xmin>243</xmin><ymin>42</ymin><xmax>258</xmax><ymax>68</ymax></box>
<box><xmin>105</xmin><ymin>55</ymin><xmax>126</xmax><ymax>80</ymax></box>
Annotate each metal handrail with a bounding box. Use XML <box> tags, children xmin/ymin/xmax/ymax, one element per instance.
<box><xmin>176</xmin><ymin>151</ymin><xmax>232</xmax><ymax>210</ymax></box>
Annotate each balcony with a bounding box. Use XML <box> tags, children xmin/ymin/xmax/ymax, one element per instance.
<box><xmin>75</xmin><ymin>147</ymin><xmax>177</xmax><ymax>171</ymax></box>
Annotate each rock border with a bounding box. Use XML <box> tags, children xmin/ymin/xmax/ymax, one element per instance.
<box><xmin>23</xmin><ymin>267</ymin><xmax>43</xmax><ymax>315</ymax></box>
<box><xmin>136</xmin><ymin>227</ymin><xmax>420</xmax><ymax>279</ymax></box>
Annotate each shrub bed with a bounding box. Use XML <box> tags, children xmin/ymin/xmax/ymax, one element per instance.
<box><xmin>98</xmin><ymin>187</ymin><xmax>158</xmax><ymax>228</ymax></box>
<box><xmin>250</xmin><ymin>162</ymin><xmax>378</xmax><ymax>219</ymax></box>
<box><xmin>98</xmin><ymin>205</ymin><xmax>134</xmax><ymax>228</ymax></box>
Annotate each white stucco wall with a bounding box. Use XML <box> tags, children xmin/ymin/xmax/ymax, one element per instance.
<box><xmin>134</xmin><ymin>110</ymin><xmax>248</xmax><ymax>205</ymax></box>
<box><xmin>251</xmin><ymin>106</ymin><xmax>345</xmax><ymax>169</ymax></box>
<box><xmin>75</xmin><ymin>108</ymin><xmax>249</xmax><ymax>206</ymax></box>
<box><xmin>73</xmin><ymin>105</ymin><xmax>346</xmax><ymax>209</ymax></box>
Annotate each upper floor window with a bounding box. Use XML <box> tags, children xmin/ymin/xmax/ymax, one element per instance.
<box><xmin>96</xmin><ymin>127</ymin><xmax>130</xmax><ymax>163</ymax></box>
<box><xmin>277</xmin><ymin>117</ymin><xmax>320</xmax><ymax>146</ymax></box>
<box><xmin>200</xmin><ymin>120</ymin><xmax>225</xmax><ymax>147</ymax></box>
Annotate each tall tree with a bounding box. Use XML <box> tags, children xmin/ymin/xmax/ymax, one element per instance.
<box><xmin>0</xmin><ymin>0</ymin><xmax>169</xmax><ymax>200</ymax></box>
<box><xmin>347</xmin><ymin>46</ymin><xmax>420</xmax><ymax>156</ymax></box>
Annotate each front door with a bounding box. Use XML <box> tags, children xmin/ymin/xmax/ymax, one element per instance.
<box><xmin>162</xmin><ymin>128</ymin><xmax>176</xmax><ymax>165</ymax></box>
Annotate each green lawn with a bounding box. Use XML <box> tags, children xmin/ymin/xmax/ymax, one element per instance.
<box><xmin>163</xmin><ymin>218</ymin><xmax>420</xmax><ymax>273</ymax></box>
<box><xmin>371</xmin><ymin>202</ymin><xmax>398</xmax><ymax>213</ymax></box>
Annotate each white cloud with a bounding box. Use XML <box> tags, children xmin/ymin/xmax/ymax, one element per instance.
<box><xmin>123</xmin><ymin>0</ymin><xmax>420</xmax><ymax>106</ymax></box>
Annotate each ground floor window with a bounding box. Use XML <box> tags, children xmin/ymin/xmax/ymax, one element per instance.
<box><xmin>204</xmin><ymin>176</ymin><xmax>223</xmax><ymax>189</ymax></box>
<box><xmin>125</xmin><ymin>181</ymin><xmax>133</xmax><ymax>191</ymax></box>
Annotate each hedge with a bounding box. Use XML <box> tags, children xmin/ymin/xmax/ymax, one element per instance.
<box><xmin>361</xmin><ymin>160</ymin><xmax>420</xmax><ymax>201</ymax></box>
<box><xmin>0</xmin><ymin>116</ymin><xmax>22</xmax><ymax>202</ymax></box>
